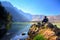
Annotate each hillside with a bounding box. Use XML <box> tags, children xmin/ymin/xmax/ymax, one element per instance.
<box><xmin>1</xmin><ymin>1</ymin><xmax>32</xmax><ymax>22</ymax></box>
<box><xmin>48</xmin><ymin>15</ymin><xmax>60</xmax><ymax>23</ymax></box>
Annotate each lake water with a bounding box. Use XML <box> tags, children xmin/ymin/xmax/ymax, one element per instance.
<box><xmin>2</xmin><ymin>22</ymin><xmax>32</xmax><ymax>40</ymax></box>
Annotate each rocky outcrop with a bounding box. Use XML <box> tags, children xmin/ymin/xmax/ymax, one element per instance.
<box><xmin>27</xmin><ymin>22</ymin><xmax>60</xmax><ymax>40</ymax></box>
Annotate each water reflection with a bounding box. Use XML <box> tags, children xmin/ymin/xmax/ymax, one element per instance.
<box><xmin>9</xmin><ymin>22</ymin><xmax>31</xmax><ymax>40</ymax></box>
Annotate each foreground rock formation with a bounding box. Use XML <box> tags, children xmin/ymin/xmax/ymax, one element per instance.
<box><xmin>27</xmin><ymin>22</ymin><xmax>60</xmax><ymax>40</ymax></box>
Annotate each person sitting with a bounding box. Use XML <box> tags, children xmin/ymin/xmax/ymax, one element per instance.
<box><xmin>42</xmin><ymin>16</ymin><xmax>49</xmax><ymax>26</ymax></box>
<box><xmin>42</xmin><ymin>16</ymin><xmax>48</xmax><ymax>23</ymax></box>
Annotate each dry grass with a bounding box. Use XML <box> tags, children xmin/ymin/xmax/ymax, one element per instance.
<box><xmin>38</xmin><ymin>28</ymin><xmax>56</xmax><ymax>39</ymax></box>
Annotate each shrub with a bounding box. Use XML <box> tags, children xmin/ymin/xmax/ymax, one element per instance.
<box><xmin>33</xmin><ymin>34</ymin><xmax>47</xmax><ymax>40</ymax></box>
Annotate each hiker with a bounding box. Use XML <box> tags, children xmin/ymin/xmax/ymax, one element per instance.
<box><xmin>42</xmin><ymin>16</ymin><xmax>48</xmax><ymax>23</ymax></box>
<box><xmin>42</xmin><ymin>16</ymin><xmax>49</xmax><ymax>26</ymax></box>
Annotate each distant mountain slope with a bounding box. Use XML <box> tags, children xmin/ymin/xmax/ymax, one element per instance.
<box><xmin>32</xmin><ymin>15</ymin><xmax>45</xmax><ymax>21</ymax></box>
<box><xmin>32</xmin><ymin>15</ymin><xmax>60</xmax><ymax>23</ymax></box>
<box><xmin>1</xmin><ymin>1</ymin><xmax>32</xmax><ymax>22</ymax></box>
<box><xmin>48</xmin><ymin>15</ymin><xmax>60</xmax><ymax>23</ymax></box>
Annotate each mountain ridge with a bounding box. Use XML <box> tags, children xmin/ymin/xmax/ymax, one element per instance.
<box><xmin>1</xmin><ymin>1</ymin><xmax>32</xmax><ymax>22</ymax></box>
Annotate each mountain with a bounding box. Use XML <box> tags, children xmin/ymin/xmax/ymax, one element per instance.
<box><xmin>1</xmin><ymin>1</ymin><xmax>32</xmax><ymax>22</ymax></box>
<box><xmin>32</xmin><ymin>15</ymin><xmax>45</xmax><ymax>21</ymax></box>
<box><xmin>48</xmin><ymin>15</ymin><xmax>60</xmax><ymax>23</ymax></box>
<box><xmin>32</xmin><ymin>15</ymin><xmax>60</xmax><ymax>23</ymax></box>
<box><xmin>1</xmin><ymin>1</ymin><xmax>60</xmax><ymax>22</ymax></box>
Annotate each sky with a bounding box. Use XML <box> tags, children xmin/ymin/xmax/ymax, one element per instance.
<box><xmin>0</xmin><ymin>0</ymin><xmax>60</xmax><ymax>16</ymax></box>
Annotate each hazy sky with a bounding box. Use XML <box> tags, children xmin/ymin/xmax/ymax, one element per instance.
<box><xmin>0</xmin><ymin>0</ymin><xmax>60</xmax><ymax>16</ymax></box>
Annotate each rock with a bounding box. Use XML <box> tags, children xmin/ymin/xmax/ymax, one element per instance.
<box><xmin>49</xmin><ymin>36</ymin><xmax>57</xmax><ymax>40</ymax></box>
<box><xmin>56</xmin><ymin>29</ymin><xmax>60</xmax><ymax>36</ymax></box>
<box><xmin>56</xmin><ymin>37</ymin><xmax>60</xmax><ymax>40</ymax></box>
<box><xmin>47</xmin><ymin>23</ymin><xmax>54</xmax><ymax>29</ymax></box>
<box><xmin>27</xmin><ymin>22</ymin><xmax>60</xmax><ymax>40</ymax></box>
<box><xmin>22</xmin><ymin>32</ymin><xmax>26</xmax><ymax>36</ymax></box>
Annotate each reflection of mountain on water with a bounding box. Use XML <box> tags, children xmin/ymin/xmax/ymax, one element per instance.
<box><xmin>2</xmin><ymin>23</ymin><xmax>31</xmax><ymax>40</ymax></box>
<box><xmin>1</xmin><ymin>1</ymin><xmax>32</xmax><ymax>35</ymax></box>
<box><xmin>1</xmin><ymin>1</ymin><xmax>32</xmax><ymax>40</ymax></box>
<box><xmin>0</xmin><ymin>1</ymin><xmax>33</xmax><ymax>34</ymax></box>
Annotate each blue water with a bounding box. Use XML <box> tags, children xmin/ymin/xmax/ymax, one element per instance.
<box><xmin>2</xmin><ymin>23</ymin><xmax>31</xmax><ymax>40</ymax></box>
<box><xmin>9</xmin><ymin>24</ymin><xmax>31</xmax><ymax>33</ymax></box>
<box><xmin>10</xmin><ymin>23</ymin><xmax>31</xmax><ymax>40</ymax></box>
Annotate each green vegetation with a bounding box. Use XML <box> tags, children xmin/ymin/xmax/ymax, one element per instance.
<box><xmin>0</xmin><ymin>2</ymin><xmax>12</xmax><ymax>30</ymax></box>
<box><xmin>53</xmin><ymin>23</ymin><xmax>60</xmax><ymax>28</ymax></box>
<box><xmin>6</xmin><ymin>13</ymin><xmax>12</xmax><ymax>30</ymax></box>
<box><xmin>33</xmin><ymin>34</ymin><xmax>47</xmax><ymax>40</ymax></box>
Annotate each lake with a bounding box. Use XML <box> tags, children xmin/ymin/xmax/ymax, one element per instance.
<box><xmin>1</xmin><ymin>22</ymin><xmax>32</xmax><ymax>40</ymax></box>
